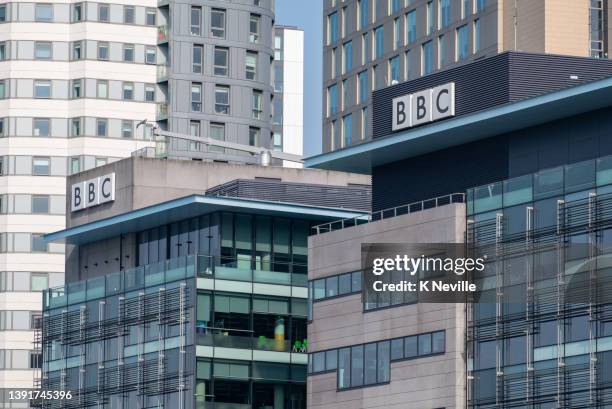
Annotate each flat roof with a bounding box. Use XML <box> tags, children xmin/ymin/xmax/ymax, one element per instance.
<box><xmin>46</xmin><ymin>195</ymin><xmax>368</xmax><ymax>245</ymax></box>
<box><xmin>305</xmin><ymin>76</ymin><xmax>612</xmax><ymax>174</ymax></box>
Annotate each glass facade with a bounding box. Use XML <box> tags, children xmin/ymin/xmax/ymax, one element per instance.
<box><xmin>466</xmin><ymin>154</ymin><xmax>612</xmax><ymax>408</ymax></box>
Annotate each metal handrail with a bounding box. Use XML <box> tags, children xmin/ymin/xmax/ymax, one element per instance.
<box><xmin>311</xmin><ymin>192</ymin><xmax>466</xmax><ymax>235</ymax></box>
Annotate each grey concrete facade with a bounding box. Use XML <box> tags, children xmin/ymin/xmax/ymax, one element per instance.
<box><xmin>308</xmin><ymin>204</ymin><xmax>467</xmax><ymax>409</ymax></box>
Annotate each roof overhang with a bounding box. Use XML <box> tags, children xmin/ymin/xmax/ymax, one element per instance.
<box><xmin>46</xmin><ymin>195</ymin><xmax>368</xmax><ymax>246</ymax></box>
<box><xmin>305</xmin><ymin>76</ymin><xmax>612</xmax><ymax>174</ymax></box>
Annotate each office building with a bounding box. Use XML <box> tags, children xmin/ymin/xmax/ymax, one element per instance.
<box><xmin>306</xmin><ymin>52</ymin><xmax>612</xmax><ymax>408</ymax></box>
<box><xmin>39</xmin><ymin>157</ymin><xmax>369</xmax><ymax>409</ymax></box>
<box><xmin>0</xmin><ymin>1</ymin><xmax>158</xmax><ymax>401</ymax></box>
<box><xmin>322</xmin><ymin>0</ymin><xmax>611</xmax><ymax>151</ymax></box>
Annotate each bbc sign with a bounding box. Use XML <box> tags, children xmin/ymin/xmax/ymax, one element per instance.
<box><xmin>71</xmin><ymin>173</ymin><xmax>115</xmax><ymax>212</ymax></box>
<box><xmin>392</xmin><ymin>82</ymin><xmax>455</xmax><ymax>131</ymax></box>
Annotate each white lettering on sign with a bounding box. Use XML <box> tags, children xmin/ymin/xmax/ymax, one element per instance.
<box><xmin>392</xmin><ymin>82</ymin><xmax>455</xmax><ymax>131</ymax></box>
<box><xmin>71</xmin><ymin>173</ymin><xmax>115</xmax><ymax>212</ymax></box>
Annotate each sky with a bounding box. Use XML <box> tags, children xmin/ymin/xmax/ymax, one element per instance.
<box><xmin>276</xmin><ymin>0</ymin><xmax>323</xmax><ymax>157</ymax></box>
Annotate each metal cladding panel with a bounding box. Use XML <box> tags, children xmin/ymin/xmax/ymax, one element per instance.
<box><xmin>206</xmin><ymin>179</ymin><xmax>372</xmax><ymax>212</ymax></box>
<box><xmin>372</xmin><ymin>52</ymin><xmax>612</xmax><ymax>140</ymax></box>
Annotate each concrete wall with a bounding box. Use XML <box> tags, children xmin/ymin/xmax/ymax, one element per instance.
<box><xmin>308</xmin><ymin>203</ymin><xmax>467</xmax><ymax>409</ymax></box>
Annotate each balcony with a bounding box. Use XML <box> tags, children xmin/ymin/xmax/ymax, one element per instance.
<box><xmin>156</xmin><ymin>102</ymin><xmax>169</xmax><ymax>120</ymax></box>
<box><xmin>157</xmin><ymin>25</ymin><xmax>169</xmax><ymax>44</ymax></box>
<box><xmin>157</xmin><ymin>64</ymin><xmax>170</xmax><ymax>81</ymax></box>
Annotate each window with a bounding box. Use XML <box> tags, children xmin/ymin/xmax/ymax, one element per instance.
<box><xmin>246</xmin><ymin>51</ymin><xmax>258</xmax><ymax>80</ymax></box>
<box><xmin>392</xmin><ymin>0</ymin><xmax>403</xmax><ymax>13</ymax></box>
<box><xmin>95</xmin><ymin>157</ymin><xmax>107</xmax><ymax>167</ymax></box>
<box><xmin>70</xmin><ymin>158</ymin><xmax>80</xmax><ymax>174</ymax></box>
<box><xmin>71</xmin><ymin>79</ymin><xmax>82</xmax><ymax>98</ymax></box>
<box><xmin>438</xmin><ymin>34</ymin><xmax>446</xmax><ymax>67</ymax></box>
<box><xmin>439</xmin><ymin>0</ymin><xmax>450</xmax><ymax>28</ymax></box>
<box><xmin>389</xmin><ymin>55</ymin><xmax>400</xmax><ymax>83</ymax></box>
<box><xmin>358</xmin><ymin>71</ymin><xmax>368</xmax><ymax>103</ymax></box>
<box><xmin>343</xmin><ymin>41</ymin><xmax>352</xmax><ymax>73</ymax></box>
<box><xmin>394</xmin><ymin>17</ymin><xmax>401</xmax><ymax>50</ymax></box>
<box><xmin>0</xmin><ymin>5</ymin><xmax>6</xmax><ymax>22</ymax></box>
<box><xmin>32</xmin><ymin>234</ymin><xmax>47</xmax><ymax>252</ymax></box>
<box><xmin>35</xmin><ymin>4</ymin><xmax>53</xmax><ymax>22</ymax></box>
<box><xmin>252</xmin><ymin>90</ymin><xmax>263</xmax><ymax>120</ymax></box>
<box><xmin>214</xmin><ymin>47</ymin><xmax>229</xmax><ymax>76</ymax></box>
<box><xmin>476</xmin><ymin>0</ymin><xmax>485</xmax><ymax>12</ymax></box>
<box><xmin>462</xmin><ymin>0</ymin><xmax>471</xmax><ymax>17</ymax></box>
<box><xmin>211</xmin><ymin>9</ymin><xmax>226</xmax><ymax>38</ymax></box>
<box><xmin>145</xmin><ymin>84</ymin><xmax>155</xmax><ymax>102</ymax></box>
<box><xmin>190</xmin><ymin>6</ymin><xmax>201</xmax><ymax>35</ymax></box>
<box><xmin>98</xmin><ymin>4</ymin><xmax>109</xmax><ymax>22</ymax></box>
<box><xmin>273</xmin><ymin>132</ymin><xmax>282</xmax><ymax>151</ymax></box>
<box><xmin>426</xmin><ymin>1</ymin><xmax>434</xmax><ymax>34</ymax></box>
<box><xmin>71</xmin><ymin>118</ymin><xmax>81</xmax><ymax>136</ymax></box>
<box><xmin>34</xmin><ymin>80</ymin><xmax>51</xmax><ymax>98</ymax></box>
<box><xmin>215</xmin><ymin>86</ymin><xmax>230</xmax><ymax>114</ymax></box>
<box><xmin>191</xmin><ymin>83</ymin><xmax>202</xmax><ymax>111</ymax></box>
<box><xmin>71</xmin><ymin>41</ymin><xmax>83</xmax><ymax>60</ymax></box>
<box><xmin>121</xmin><ymin>120</ymin><xmax>133</xmax><ymax>138</ymax></box>
<box><xmin>362</xmin><ymin>32</ymin><xmax>370</xmax><ymax>64</ymax></box>
<box><xmin>0</xmin><ymin>42</ymin><xmax>6</xmax><ymax>61</ymax></box>
<box><xmin>210</xmin><ymin>123</ymin><xmax>225</xmax><ymax>153</ymax></box>
<box><xmin>192</xmin><ymin>44</ymin><xmax>203</xmax><ymax>73</ymax></box>
<box><xmin>32</xmin><ymin>158</ymin><xmax>50</xmax><ymax>175</ymax></box>
<box><xmin>331</xmin><ymin>48</ymin><xmax>338</xmax><ymax>78</ymax></box>
<box><xmin>456</xmin><ymin>24</ymin><xmax>469</xmax><ymax>60</ymax></box>
<box><xmin>474</xmin><ymin>18</ymin><xmax>481</xmax><ymax>52</ymax></box>
<box><xmin>97</xmin><ymin>42</ymin><xmax>109</xmax><ymax>60</ymax></box>
<box><xmin>34</xmin><ymin>41</ymin><xmax>52</xmax><ymax>59</ymax></box>
<box><xmin>274</xmin><ymin>35</ymin><xmax>282</xmax><ymax>60</ymax></box>
<box><xmin>146</xmin><ymin>8</ymin><xmax>157</xmax><ymax>26</ymax></box>
<box><xmin>359</xmin><ymin>0</ymin><xmax>368</xmax><ymax>29</ymax></box>
<box><xmin>328</xmin><ymin>12</ymin><xmax>338</xmax><ymax>44</ymax></box>
<box><xmin>96</xmin><ymin>119</ymin><xmax>107</xmax><ymax>136</ymax></box>
<box><xmin>342</xmin><ymin>78</ymin><xmax>349</xmax><ymax>109</ymax></box>
<box><xmin>374</xmin><ymin>26</ymin><xmax>384</xmax><ymax>58</ymax></box>
<box><xmin>327</xmin><ymin>83</ymin><xmax>338</xmax><ymax>116</ymax></box>
<box><xmin>273</xmin><ymin>97</ymin><xmax>282</xmax><ymax>124</ymax></box>
<box><xmin>123</xmin><ymin>44</ymin><xmax>135</xmax><ymax>62</ymax></box>
<box><xmin>145</xmin><ymin>47</ymin><xmax>156</xmax><ymax>64</ymax></box>
<box><xmin>422</xmin><ymin>40</ymin><xmax>433</xmax><ymax>75</ymax></box>
<box><xmin>343</xmin><ymin>114</ymin><xmax>352</xmax><ymax>147</ymax></box>
<box><xmin>249</xmin><ymin>14</ymin><xmax>261</xmax><ymax>43</ymax></box>
<box><xmin>123</xmin><ymin>6</ymin><xmax>135</xmax><ymax>24</ymax></box>
<box><xmin>0</xmin><ymin>119</ymin><xmax>4</xmax><ymax>136</ymax></box>
<box><xmin>249</xmin><ymin>127</ymin><xmax>259</xmax><ymax>146</ymax></box>
<box><xmin>33</xmin><ymin>118</ymin><xmax>50</xmax><ymax>137</ymax></box>
<box><xmin>406</xmin><ymin>10</ymin><xmax>416</xmax><ymax>44</ymax></box>
<box><xmin>72</xmin><ymin>3</ymin><xmax>83</xmax><ymax>22</ymax></box>
<box><xmin>96</xmin><ymin>80</ymin><xmax>108</xmax><ymax>98</ymax></box>
<box><xmin>32</xmin><ymin>195</ymin><xmax>49</xmax><ymax>214</ymax></box>
<box><xmin>122</xmin><ymin>82</ymin><xmax>134</xmax><ymax>100</ymax></box>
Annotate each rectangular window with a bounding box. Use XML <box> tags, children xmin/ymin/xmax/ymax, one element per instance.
<box><xmin>0</xmin><ymin>42</ymin><xmax>6</xmax><ymax>61</ymax></box>
<box><xmin>34</xmin><ymin>41</ymin><xmax>52</xmax><ymax>60</ymax></box>
<box><xmin>33</xmin><ymin>118</ymin><xmax>50</xmax><ymax>137</ymax></box>
<box><xmin>123</xmin><ymin>6</ymin><xmax>135</xmax><ymax>24</ymax></box>
<box><xmin>145</xmin><ymin>47</ymin><xmax>156</xmax><ymax>64</ymax></box>
<box><xmin>342</xmin><ymin>78</ymin><xmax>349</xmax><ymax>109</ymax></box>
<box><xmin>122</xmin><ymin>82</ymin><xmax>134</xmax><ymax>100</ymax></box>
<box><xmin>0</xmin><ymin>5</ymin><xmax>6</xmax><ymax>22</ymax></box>
<box><xmin>71</xmin><ymin>118</ymin><xmax>81</xmax><ymax>136</ymax></box>
<box><xmin>35</xmin><ymin>4</ymin><xmax>53</xmax><ymax>22</ymax></box>
<box><xmin>374</xmin><ymin>26</ymin><xmax>384</xmax><ymax>58</ymax></box>
<box><xmin>190</xmin><ymin>120</ymin><xmax>200</xmax><ymax>137</ymax></box>
<box><xmin>191</xmin><ymin>83</ymin><xmax>202</xmax><ymax>111</ymax></box>
<box><xmin>392</xmin><ymin>0</ymin><xmax>403</xmax><ymax>13</ymax></box>
<box><xmin>359</xmin><ymin>0</ymin><xmax>369</xmax><ymax>29</ymax></box>
<box><xmin>146</xmin><ymin>8</ymin><xmax>156</xmax><ymax>26</ymax></box>
<box><xmin>358</xmin><ymin>71</ymin><xmax>368</xmax><ymax>103</ymax></box>
<box><xmin>32</xmin><ymin>196</ymin><xmax>49</xmax><ymax>214</ymax></box>
<box><xmin>343</xmin><ymin>114</ymin><xmax>352</xmax><ymax>147</ymax></box>
<box><xmin>215</xmin><ymin>85</ymin><xmax>230</xmax><ymax>114</ymax></box>
<box><xmin>246</xmin><ymin>51</ymin><xmax>258</xmax><ymax>80</ymax></box>
<box><xmin>476</xmin><ymin>0</ymin><xmax>485</xmax><ymax>12</ymax></box>
<box><xmin>456</xmin><ymin>24</ymin><xmax>469</xmax><ymax>60</ymax></box>
<box><xmin>34</xmin><ymin>80</ymin><xmax>51</xmax><ymax>98</ymax></box>
<box><xmin>72</xmin><ymin>3</ymin><xmax>83</xmax><ymax>22</ymax></box>
<box><xmin>71</xmin><ymin>41</ymin><xmax>83</xmax><ymax>60</ymax></box>
<box><xmin>214</xmin><ymin>47</ymin><xmax>229</xmax><ymax>76</ymax></box>
<box><xmin>438</xmin><ymin>34</ymin><xmax>445</xmax><ymax>68</ymax></box>
<box><xmin>394</xmin><ymin>17</ymin><xmax>401</xmax><ymax>50</ymax></box>
<box><xmin>249</xmin><ymin>14</ymin><xmax>261</xmax><ymax>43</ymax></box>
<box><xmin>71</xmin><ymin>79</ymin><xmax>82</xmax><ymax>98</ymax></box>
<box><xmin>474</xmin><ymin>18</ymin><xmax>481</xmax><ymax>52</ymax></box>
<box><xmin>427</xmin><ymin>1</ymin><xmax>434</xmax><ymax>34</ymax></box>
<box><xmin>273</xmin><ymin>132</ymin><xmax>282</xmax><ymax>151</ymax></box>
<box><xmin>351</xmin><ymin>345</ymin><xmax>364</xmax><ymax>387</ymax></box>
<box><xmin>439</xmin><ymin>0</ymin><xmax>450</xmax><ymax>28</ymax></box>
<box><xmin>362</xmin><ymin>32</ymin><xmax>370</xmax><ymax>64</ymax></box>
<box><xmin>98</xmin><ymin>4</ymin><xmax>109</xmax><ymax>22</ymax></box>
<box><xmin>343</xmin><ymin>41</ymin><xmax>352</xmax><ymax>73</ymax></box>
<box><xmin>210</xmin><ymin>122</ymin><xmax>225</xmax><ymax>153</ymax></box>
<box><xmin>462</xmin><ymin>0</ymin><xmax>471</xmax><ymax>17</ymax></box>
<box><xmin>274</xmin><ymin>34</ymin><xmax>282</xmax><ymax>60</ymax></box>
<box><xmin>0</xmin><ymin>118</ymin><xmax>4</xmax><ymax>136</ymax></box>
<box><xmin>145</xmin><ymin>84</ymin><xmax>155</xmax><ymax>102</ymax></box>
<box><xmin>422</xmin><ymin>40</ymin><xmax>433</xmax><ymax>75</ymax></box>
<box><xmin>390</xmin><ymin>55</ymin><xmax>401</xmax><ymax>83</ymax></box>
<box><xmin>405</xmin><ymin>49</ymin><xmax>411</xmax><ymax>79</ymax></box>
<box><xmin>121</xmin><ymin>120</ymin><xmax>133</xmax><ymax>138</ymax></box>
<box><xmin>96</xmin><ymin>119</ymin><xmax>107</xmax><ymax>136</ymax></box>
<box><xmin>96</xmin><ymin>80</ymin><xmax>108</xmax><ymax>98</ymax></box>
<box><xmin>327</xmin><ymin>83</ymin><xmax>338</xmax><ymax>116</ymax></box>
<box><xmin>97</xmin><ymin>42</ymin><xmax>109</xmax><ymax>60</ymax></box>
<box><xmin>95</xmin><ymin>157</ymin><xmax>107</xmax><ymax>167</ymax></box>
<box><xmin>406</xmin><ymin>10</ymin><xmax>416</xmax><ymax>44</ymax></box>
<box><xmin>190</xmin><ymin>6</ymin><xmax>201</xmax><ymax>35</ymax></box>
<box><xmin>249</xmin><ymin>127</ymin><xmax>259</xmax><ymax>146</ymax></box>
<box><xmin>70</xmin><ymin>158</ymin><xmax>80</xmax><ymax>174</ymax></box>
<box><xmin>32</xmin><ymin>157</ymin><xmax>50</xmax><ymax>175</ymax></box>
<box><xmin>32</xmin><ymin>234</ymin><xmax>47</xmax><ymax>252</ymax></box>
<box><xmin>123</xmin><ymin>44</ymin><xmax>135</xmax><ymax>62</ymax></box>
<box><xmin>328</xmin><ymin>12</ymin><xmax>338</xmax><ymax>44</ymax></box>
<box><xmin>252</xmin><ymin>90</ymin><xmax>262</xmax><ymax>120</ymax></box>
<box><xmin>338</xmin><ymin>347</ymin><xmax>351</xmax><ymax>388</ymax></box>
<box><xmin>211</xmin><ymin>9</ymin><xmax>226</xmax><ymax>38</ymax></box>
<box><xmin>192</xmin><ymin>44</ymin><xmax>203</xmax><ymax>74</ymax></box>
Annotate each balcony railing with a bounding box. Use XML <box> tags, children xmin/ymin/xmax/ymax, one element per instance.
<box><xmin>312</xmin><ymin>192</ymin><xmax>466</xmax><ymax>235</ymax></box>
<box><xmin>44</xmin><ymin>254</ymin><xmax>307</xmax><ymax>309</ymax></box>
